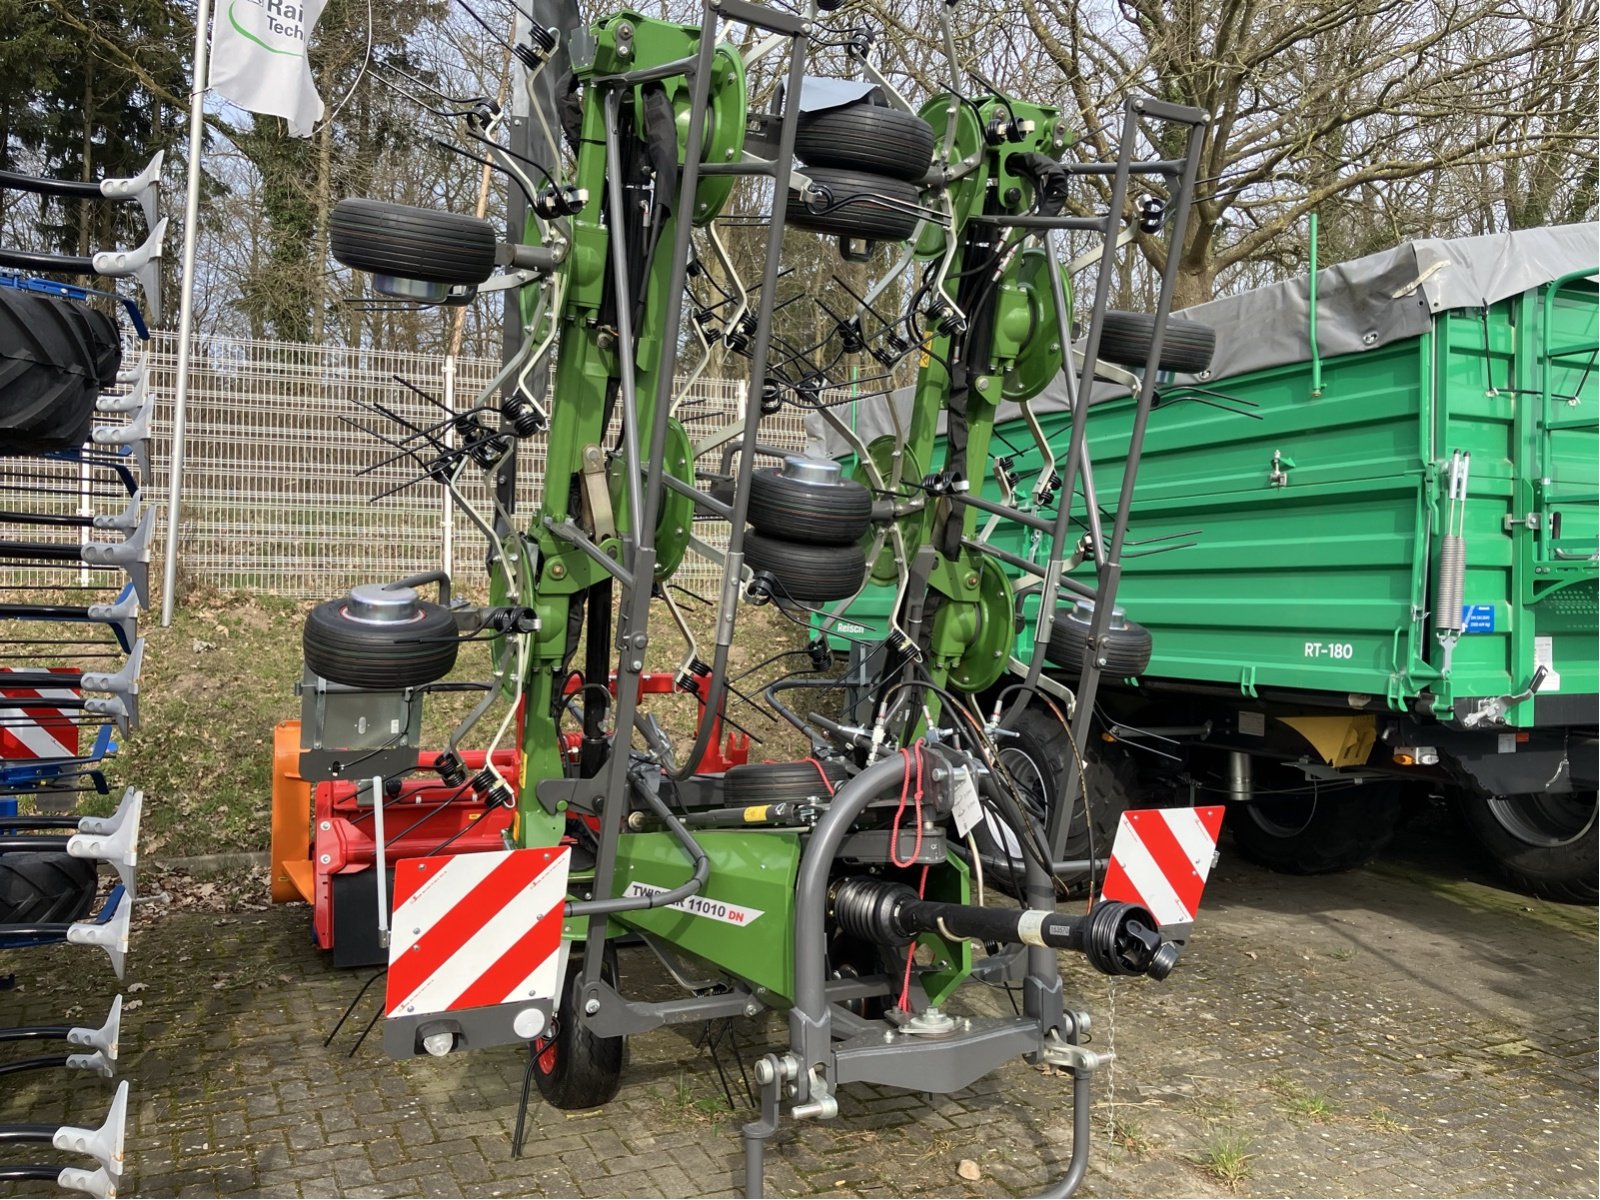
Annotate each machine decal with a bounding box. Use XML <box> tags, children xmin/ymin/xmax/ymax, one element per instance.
<box><xmin>1101</xmin><ymin>806</ymin><xmax>1225</xmax><ymax>928</ymax></box>
<box><xmin>623</xmin><ymin>882</ymin><xmax>765</xmax><ymax>926</ymax></box>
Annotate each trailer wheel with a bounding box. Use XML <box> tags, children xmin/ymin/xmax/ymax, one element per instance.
<box><xmin>787</xmin><ymin>168</ymin><xmax>923</xmax><ymax>242</ymax></box>
<box><xmin>795</xmin><ymin>104</ymin><xmax>936</xmax><ymax>182</ymax></box>
<box><xmin>973</xmin><ymin>704</ymin><xmax>1135</xmax><ymax>898</ymax></box>
<box><xmin>303</xmin><ymin>594</ymin><xmax>459</xmax><ymax>690</ymax></box>
<box><xmin>1457</xmin><ymin>790</ymin><xmax>1597</xmax><ymax>904</ymax></box>
<box><xmin>330</xmin><ymin>198</ymin><xmax>498</xmax><ymax>286</ymax></box>
<box><xmin>723</xmin><ymin>758</ymin><xmax>849</xmax><ymax>806</ymax></box>
<box><xmin>744</xmin><ymin>532</ymin><xmax>867</xmax><ymax>602</ymax></box>
<box><xmin>1229</xmin><ymin>779</ymin><xmax>1405</xmax><ymax>874</ymax></box>
<box><xmin>747</xmin><ymin>465</ymin><xmax>872</xmax><ymax>546</ymax></box>
<box><xmin>0</xmin><ymin>851</ymin><xmax>98</xmax><ymax>925</ymax></box>
<box><xmin>533</xmin><ymin>946</ymin><xmax>626</xmax><ymax>1110</ymax></box>
<box><xmin>1096</xmin><ymin>311</ymin><xmax>1216</xmax><ymax>374</ymax></box>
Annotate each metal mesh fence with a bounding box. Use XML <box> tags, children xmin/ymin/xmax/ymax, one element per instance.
<box><xmin>150</xmin><ymin>333</ymin><xmax>814</xmax><ymax>597</ymax></box>
<box><xmin>3</xmin><ymin>332</ymin><xmax>810</xmax><ymax>601</ymax></box>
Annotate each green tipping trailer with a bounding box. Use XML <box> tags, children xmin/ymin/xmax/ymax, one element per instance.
<box><xmin>822</xmin><ymin>226</ymin><xmax>1597</xmax><ymax>900</ymax></box>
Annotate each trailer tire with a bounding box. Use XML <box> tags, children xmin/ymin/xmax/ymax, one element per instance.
<box><xmin>330</xmin><ymin>198</ymin><xmax>498</xmax><ymax>286</ymax></box>
<box><xmin>1096</xmin><ymin>311</ymin><xmax>1216</xmax><ymax>374</ymax></box>
<box><xmin>795</xmin><ymin>105</ymin><xmax>936</xmax><ymax>182</ymax></box>
<box><xmin>788</xmin><ymin>168</ymin><xmax>923</xmax><ymax>242</ymax></box>
<box><xmin>744</xmin><ymin>533</ymin><xmax>867</xmax><ymax>602</ymax></box>
<box><xmin>723</xmin><ymin>758</ymin><xmax>849</xmax><ymax>807</ymax></box>
<box><xmin>303</xmin><ymin>597</ymin><xmax>459</xmax><ymax>690</ymax></box>
<box><xmin>0</xmin><ymin>289</ymin><xmax>102</xmax><ymax>453</ymax></box>
<box><xmin>1229</xmin><ymin>779</ymin><xmax>1405</xmax><ymax>874</ymax></box>
<box><xmin>1044</xmin><ymin>605</ymin><xmax>1154</xmax><ymax>678</ymax></box>
<box><xmin>1456</xmin><ymin>789</ymin><xmax>1597</xmax><ymax>904</ymax></box>
<box><xmin>746</xmin><ymin>467</ymin><xmax>872</xmax><ymax>545</ymax></box>
<box><xmin>533</xmin><ymin>946</ymin><xmax>626</xmax><ymax>1110</ymax></box>
<box><xmin>974</xmin><ymin>705</ymin><xmax>1136</xmax><ymax>898</ymax></box>
<box><xmin>0</xmin><ymin>851</ymin><xmax>98</xmax><ymax>925</ymax></box>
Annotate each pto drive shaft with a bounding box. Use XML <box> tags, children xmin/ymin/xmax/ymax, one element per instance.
<box><xmin>828</xmin><ymin>877</ymin><xmax>1181</xmax><ymax>980</ymax></box>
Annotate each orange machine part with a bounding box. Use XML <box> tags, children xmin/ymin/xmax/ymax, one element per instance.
<box><xmin>270</xmin><ymin>720</ymin><xmax>314</xmax><ymax>904</ymax></box>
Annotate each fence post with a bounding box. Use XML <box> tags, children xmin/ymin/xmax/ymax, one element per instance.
<box><xmin>441</xmin><ymin>355</ymin><xmax>455</xmax><ymax>580</ymax></box>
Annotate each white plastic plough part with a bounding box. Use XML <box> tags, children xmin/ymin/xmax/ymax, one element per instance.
<box><xmin>77</xmin><ymin>788</ymin><xmax>140</xmax><ymax>838</ymax></box>
<box><xmin>68</xmin><ymin>790</ymin><xmax>142</xmax><ymax>897</ymax></box>
<box><xmin>65</xmin><ymin>1049</ymin><xmax>115</xmax><ymax>1078</ymax></box>
<box><xmin>90</xmin><ymin>217</ymin><xmax>167</xmax><ymax>324</ymax></box>
<box><xmin>96</xmin><ymin>369</ymin><xmax>147</xmax><ymax>415</ymax></box>
<box><xmin>52</xmin><ymin>1079</ymin><xmax>128</xmax><ymax>1179</ymax></box>
<box><xmin>56</xmin><ymin>1166</ymin><xmax>117</xmax><ymax>1199</ymax></box>
<box><xmin>66</xmin><ymin>994</ymin><xmax>123</xmax><ymax>1066</ymax></box>
<box><xmin>98</xmin><ymin>149</ymin><xmax>164</xmax><ymax>230</ymax></box>
<box><xmin>66</xmin><ymin>892</ymin><xmax>132</xmax><ymax>980</ymax></box>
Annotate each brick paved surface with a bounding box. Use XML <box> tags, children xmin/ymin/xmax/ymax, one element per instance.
<box><xmin>2</xmin><ymin>809</ymin><xmax>1595</xmax><ymax>1198</ymax></box>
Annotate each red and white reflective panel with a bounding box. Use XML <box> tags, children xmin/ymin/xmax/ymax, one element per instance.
<box><xmin>1101</xmin><ymin>806</ymin><xmax>1225</xmax><ymax>927</ymax></box>
<box><xmin>385</xmin><ymin>846</ymin><xmax>570</xmax><ymax>1018</ymax></box>
<box><xmin>0</xmin><ymin>666</ymin><xmax>81</xmax><ymax>761</ymax></box>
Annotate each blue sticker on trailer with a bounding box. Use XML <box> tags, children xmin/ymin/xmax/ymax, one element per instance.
<box><xmin>1461</xmin><ymin>605</ymin><xmax>1495</xmax><ymax>633</ymax></box>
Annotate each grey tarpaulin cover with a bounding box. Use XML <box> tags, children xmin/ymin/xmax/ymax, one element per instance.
<box><xmin>804</xmin><ymin>222</ymin><xmax>1599</xmax><ymax>459</ymax></box>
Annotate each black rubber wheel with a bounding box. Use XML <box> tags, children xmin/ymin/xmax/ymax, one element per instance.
<box><xmin>795</xmin><ymin>104</ymin><xmax>936</xmax><ymax>182</ymax></box>
<box><xmin>787</xmin><ymin>168</ymin><xmax>923</xmax><ymax>242</ymax></box>
<box><xmin>330</xmin><ymin>198</ymin><xmax>498</xmax><ymax>286</ymax></box>
<box><xmin>0</xmin><ymin>289</ymin><xmax>102</xmax><ymax>454</ymax></box>
<box><xmin>1229</xmin><ymin>775</ymin><xmax>1406</xmax><ymax>874</ymax></box>
<box><xmin>1045</xmin><ymin>606</ymin><xmax>1154</xmax><ymax>678</ymax></box>
<box><xmin>746</xmin><ymin>468</ymin><xmax>872</xmax><ymax>546</ymax></box>
<box><xmin>974</xmin><ymin>705</ymin><xmax>1137</xmax><ymax>899</ymax></box>
<box><xmin>0</xmin><ymin>851</ymin><xmax>98</xmax><ymax>924</ymax></box>
<box><xmin>1456</xmin><ymin>789</ymin><xmax>1597</xmax><ymax>903</ymax></box>
<box><xmin>303</xmin><ymin>596</ymin><xmax>459</xmax><ymax>689</ymax></box>
<box><xmin>723</xmin><ymin>758</ymin><xmax>850</xmax><ymax>806</ymax></box>
<box><xmin>744</xmin><ymin>532</ymin><xmax>867</xmax><ymax>602</ymax></box>
<box><xmin>533</xmin><ymin>946</ymin><xmax>626</xmax><ymax>1110</ymax></box>
<box><xmin>1096</xmin><ymin>311</ymin><xmax>1216</xmax><ymax>374</ymax></box>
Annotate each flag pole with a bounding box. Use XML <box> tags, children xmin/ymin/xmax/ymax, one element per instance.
<box><xmin>161</xmin><ymin>0</ymin><xmax>213</xmax><ymax>627</ymax></box>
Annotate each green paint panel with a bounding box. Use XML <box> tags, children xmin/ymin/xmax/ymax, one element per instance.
<box><xmin>610</xmin><ymin>831</ymin><xmax>801</xmax><ymax>1003</ymax></box>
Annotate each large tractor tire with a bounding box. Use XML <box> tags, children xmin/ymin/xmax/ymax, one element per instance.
<box><xmin>1229</xmin><ymin>776</ymin><xmax>1406</xmax><ymax>874</ymax></box>
<box><xmin>0</xmin><ymin>289</ymin><xmax>106</xmax><ymax>454</ymax></box>
<box><xmin>0</xmin><ymin>851</ymin><xmax>98</xmax><ymax>925</ymax></box>
<box><xmin>1456</xmin><ymin>789</ymin><xmax>1597</xmax><ymax>904</ymax></box>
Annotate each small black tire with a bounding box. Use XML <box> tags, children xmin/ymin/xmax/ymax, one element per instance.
<box><xmin>788</xmin><ymin>168</ymin><xmax>923</xmax><ymax>242</ymax></box>
<box><xmin>795</xmin><ymin>104</ymin><xmax>936</xmax><ymax>182</ymax></box>
<box><xmin>974</xmin><ymin>706</ymin><xmax>1136</xmax><ymax>898</ymax></box>
<box><xmin>744</xmin><ymin>532</ymin><xmax>867</xmax><ymax>602</ymax></box>
<box><xmin>330</xmin><ymin>198</ymin><xmax>498</xmax><ymax>286</ymax></box>
<box><xmin>0</xmin><ymin>851</ymin><xmax>98</xmax><ymax>925</ymax></box>
<box><xmin>746</xmin><ymin>468</ymin><xmax>872</xmax><ymax>546</ymax></box>
<box><xmin>1230</xmin><ymin>779</ymin><xmax>1406</xmax><ymax>874</ymax></box>
<box><xmin>533</xmin><ymin>946</ymin><xmax>626</xmax><ymax>1110</ymax></box>
<box><xmin>1045</xmin><ymin>606</ymin><xmax>1154</xmax><ymax>678</ymax></box>
<box><xmin>723</xmin><ymin>758</ymin><xmax>850</xmax><ymax>806</ymax></box>
<box><xmin>1097</xmin><ymin>311</ymin><xmax>1216</xmax><ymax>374</ymax></box>
<box><xmin>1456</xmin><ymin>790</ymin><xmax>1597</xmax><ymax>904</ymax></box>
<box><xmin>303</xmin><ymin>596</ymin><xmax>459</xmax><ymax>690</ymax></box>
<box><xmin>0</xmin><ymin>289</ymin><xmax>102</xmax><ymax>454</ymax></box>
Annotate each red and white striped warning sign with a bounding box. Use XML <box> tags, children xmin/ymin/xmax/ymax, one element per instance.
<box><xmin>1101</xmin><ymin>806</ymin><xmax>1225</xmax><ymax>927</ymax></box>
<box><xmin>0</xmin><ymin>667</ymin><xmax>81</xmax><ymax>761</ymax></box>
<box><xmin>385</xmin><ymin>846</ymin><xmax>570</xmax><ymax>1019</ymax></box>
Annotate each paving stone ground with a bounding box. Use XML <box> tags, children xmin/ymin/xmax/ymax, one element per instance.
<box><xmin>3</xmin><ymin>807</ymin><xmax>1595</xmax><ymax>1199</ymax></box>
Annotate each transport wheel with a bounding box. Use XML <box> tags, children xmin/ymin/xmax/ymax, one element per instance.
<box><xmin>0</xmin><ymin>288</ymin><xmax>103</xmax><ymax>453</ymax></box>
<box><xmin>744</xmin><ymin>532</ymin><xmax>867</xmax><ymax>603</ymax></box>
<box><xmin>1096</xmin><ymin>311</ymin><xmax>1216</xmax><ymax>374</ymax></box>
<box><xmin>302</xmin><ymin>584</ymin><xmax>459</xmax><ymax>689</ymax></box>
<box><xmin>723</xmin><ymin>758</ymin><xmax>849</xmax><ymax>806</ymax></box>
<box><xmin>330</xmin><ymin>198</ymin><xmax>498</xmax><ymax>286</ymax></box>
<box><xmin>973</xmin><ymin>704</ymin><xmax>1136</xmax><ymax>898</ymax></box>
<box><xmin>0</xmin><ymin>852</ymin><xmax>98</xmax><ymax>925</ymax></box>
<box><xmin>533</xmin><ymin>946</ymin><xmax>626</xmax><ymax>1110</ymax></box>
<box><xmin>1044</xmin><ymin>599</ymin><xmax>1154</xmax><ymax>678</ymax></box>
<box><xmin>795</xmin><ymin>104</ymin><xmax>937</xmax><ymax>182</ymax></box>
<box><xmin>788</xmin><ymin>168</ymin><xmax>923</xmax><ymax>242</ymax></box>
<box><xmin>746</xmin><ymin>462</ymin><xmax>872</xmax><ymax>546</ymax></box>
<box><xmin>1229</xmin><ymin>775</ymin><xmax>1405</xmax><ymax>873</ymax></box>
<box><xmin>1456</xmin><ymin>789</ymin><xmax>1597</xmax><ymax>903</ymax></box>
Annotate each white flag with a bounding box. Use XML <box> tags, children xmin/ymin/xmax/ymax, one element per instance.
<box><xmin>208</xmin><ymin>0</ymin><xmax>328</xmax><ymax>138</ymax></box>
